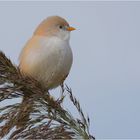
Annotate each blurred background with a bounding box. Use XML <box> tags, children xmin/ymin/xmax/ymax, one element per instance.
<box><xmin>0</xmin><ymin>1</ymin><xmax>140</xmax><ymax>138</ymax></box>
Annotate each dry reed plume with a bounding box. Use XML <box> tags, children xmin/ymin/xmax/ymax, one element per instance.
<box><xmin>0</xmin><ymin>51</ymin><xmax>95</xmax><ymax>139</ymax></box>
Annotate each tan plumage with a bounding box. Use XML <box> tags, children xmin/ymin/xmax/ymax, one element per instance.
<box><xmin>19</xmin><ymin>16</ymin><xmax>75</xmax><ymax>90</ymax></box>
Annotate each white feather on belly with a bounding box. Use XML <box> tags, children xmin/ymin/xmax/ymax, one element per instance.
<box><xmin>19</xmin><ymin>35</ymin><xmax>73</xmax><ymax>89</ymax></box>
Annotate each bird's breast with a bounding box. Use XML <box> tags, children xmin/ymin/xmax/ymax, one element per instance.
<box><xmin>19</xmin><ymin>36</ymin><xmax>73</xmax><ymax>89</ymax></box>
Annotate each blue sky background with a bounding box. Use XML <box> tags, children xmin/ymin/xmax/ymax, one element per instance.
<box><xmin>0</xmin><ymin>1</ymin><xmax>140</xmax><ymax>139</ymax></box>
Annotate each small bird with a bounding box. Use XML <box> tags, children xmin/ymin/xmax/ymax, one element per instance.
<box><xmin>19</xmin><ymin>16</ymin><xmax>75</xmax><ymax>90</ymax></box>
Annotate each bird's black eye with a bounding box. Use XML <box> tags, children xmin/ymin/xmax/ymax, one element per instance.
<box><xmin>59</xmin><ymin>25</ymin><xmax>63</xmax><ymax>29</ymax></box>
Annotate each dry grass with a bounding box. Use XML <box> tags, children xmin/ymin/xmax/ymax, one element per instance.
<box><xmin>0</xmin><ymin>51</ymin><xmax>95</xmax><ymax>139</ymax></box>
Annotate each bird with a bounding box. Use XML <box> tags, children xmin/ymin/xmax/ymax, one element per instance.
<box><xmin>19</xmin><ymin>16</ymin><xmax>75</xmax><ymax>90</ymax></box>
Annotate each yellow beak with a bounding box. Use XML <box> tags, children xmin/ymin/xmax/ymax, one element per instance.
<box><xmin>66</xmin><ymin>26</ymin><xmax>76</xmax><ymax>31</ymax></box>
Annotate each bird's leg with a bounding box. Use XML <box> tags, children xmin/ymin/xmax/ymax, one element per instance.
<box><xmin>61</xmin><ymin>83</ymin><xmax>65</xmax><ymax>96</ymax></box>
<box><xmin>60</xmin><ymin>83</ymin><xmax>65</xmax><ymax>102</ymax></box>
<box><xmin>57</xmin><ymin>83</ymin><xmax>65</xmax><ymax>104</ymax></box>
<box><xmin>60</xmin><ymin>74</ymin><xmax>68</xmax><ymax>96</ymax></box>
<box><xmin>44</xmin><ymin>88</ymin><xmax>50</xmax><ymax>95</ymax></box>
